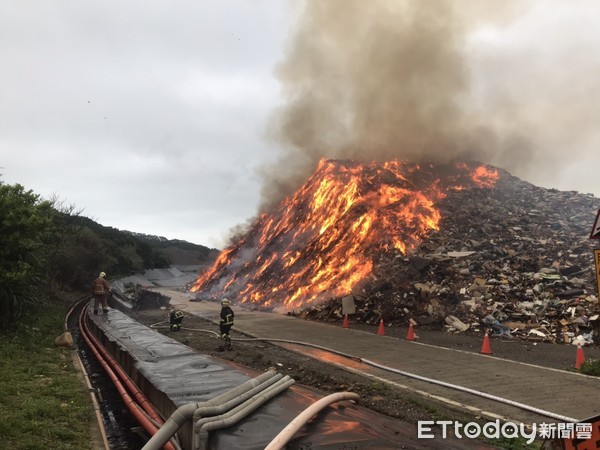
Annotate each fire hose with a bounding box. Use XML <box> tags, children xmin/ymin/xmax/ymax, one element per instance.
<box><xmin>264</xmin><ymin>392</ymin><xmax>360</xmax><ymax>450</ymax></box>
<box><xmin>141</xmin><ymin>370</ymin><xmax>290</xmax><ymax>450</ymax></box>
<box><xmin>194</xmin><ymin>376</ymin><xmax>296</xmax><ymax>450</ymax></box>
<box><xmin>231</xmin><ymin>336</ymin><xmax>580</xmax><ymax>424</ymax></box>
<box><xmin>191</xmin><ymin>373</ymin><xmax>286</xmax><ymax>448</ymax></box>
<box><xmin>82</xmin><ymin>307</ymin><xmax>168</xmax><ymax>427</ymax></box>
<box><xmin>149</xmin><ymin>313</ymin><xmax>582</xmax><ymax>449</ymax></box>
<box><xmin>65</xmin><ymin>299</ymin><xmax>111</xmax><ymax>450</ymax></box>
<box><xmin>81</xmin><ymin>310</ymin><xmax>295</xmax><ymax>450</ymax></box>
<box><xmin>78</xmin><ymin>305</ymin><xmax>180</xmax><ymax>450</ymax></box>
<box><xmin>155</xmin><ymin>317</ymin><xmax>579</xmax><ymax>424</ymax></box>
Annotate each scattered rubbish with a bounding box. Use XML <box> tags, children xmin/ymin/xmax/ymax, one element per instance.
<box><xmin>482</xmin><ymin>315</ymin><xmax>512</xmax><ymax>338</ymax></box>
<box><xmin>445</xmin><ymin>315</ymin><xmax>470</xmax><ymax>332</ymax></box>
<box><xmin>287</xmin><ymin>175</ymin><xmax>600</xmax><ymax>346</ymax></box>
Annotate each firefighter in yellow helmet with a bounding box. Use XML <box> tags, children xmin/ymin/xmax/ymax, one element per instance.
<box><xmin>219</xmin><ymin>298</ymin><xmax>234</xmax><ymax>351</ymax></box>
<box><xmin>169</xmin><ymin>309</ymin><xmax>184</xmax><ymax>332</ymax></box>
<box><xmin>91</xmin><ymin>272</ymin><xmax>111</xmax><ymax>315</ymax></box>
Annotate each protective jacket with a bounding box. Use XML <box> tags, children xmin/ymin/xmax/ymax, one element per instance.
<box><xmin>92</xmin><ymin>277</ymin><xmax>110</xmax><ymax>296</ymax></box>
<box><xmin>220</xmin><ymin>306</ymin><xmax>234</xmax><ymax>326</ymax></box>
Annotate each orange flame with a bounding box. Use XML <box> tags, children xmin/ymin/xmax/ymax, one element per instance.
<box><xmin>191</xmin><ymin>160</ymin><xmax>499</xmax><ymax>311</ymax></box>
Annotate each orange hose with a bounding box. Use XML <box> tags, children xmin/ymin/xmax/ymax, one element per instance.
<box><xmin>83</xmin><ymin>311</ymin><xmax>165</xmax><ymax>425</ymax></box>
<box><xmin>79</xmin><ymin>306</ymin><xmax>176</xmax><ymax>450</ymax></box>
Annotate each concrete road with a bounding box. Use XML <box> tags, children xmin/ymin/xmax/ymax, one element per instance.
<box><xmin>159</xmin><ymin>287</ymin><xmax>600</xmax><ymax>428</ymax></box>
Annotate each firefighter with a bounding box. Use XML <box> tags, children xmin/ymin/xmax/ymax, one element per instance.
<box><xmin>91</xmin><ymin>272</ymin><xmax>111</xmax><ymax>315</ymax></box>
<box><xmin>219</xmin><ymin>298</ymin><xmax>234</xmax><ymax>351</ymax></box>
<box><xmin>169</xmin><ymin>309</ymin><xmax>184</xmax><ymax>332</ymax></box>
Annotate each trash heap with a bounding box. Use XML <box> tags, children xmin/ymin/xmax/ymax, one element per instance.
<box><xmin>292</xmin><ymin>169</ymin><xmax>600</xmax><ymax>345</ymax></box>
<box><xmin>116</xmin><ymin>283</ymin><xmax>171</xmax><ymax>310</ymax></box>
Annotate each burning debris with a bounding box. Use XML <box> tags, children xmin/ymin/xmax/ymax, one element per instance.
<box><xmin>191</xmin><ymin>159</ymin><xmax>600</xmax><ymax>345</ymax></box>
<box><xmin>295</xmin><ymin>170</ymin><xmax>600</xmax><ymax>345</ymax></box>
<box><xmin>191</xmin><ymin>159</ymin><xmax>499</xmax><ymax>308</ymax></box>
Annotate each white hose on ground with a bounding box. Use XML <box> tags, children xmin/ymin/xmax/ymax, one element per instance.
<box><xmin>264</xmin><ymin>392</ymin><xmax>360</xmax><ymax>450</ymax></box>
<box><xmin>142</xmin><ymin>370</ymin><xmax>277</xmax><ymax>450</ymax></box>
<box><xmin>195</xmin><ymin>377</ymin><xmax>296</xmax><ymax>450</ymax></box>
<box><xmin>192</xmin><ymin>374</ymin><xmax>289</xmax><ymax>448</ymax></box>
<box><xmin>232</xmin><ymin>337</ymin><xmax>580</xmax><ymax>423</ymax></box>
<box><xmin>192</xmin><ymin>374</ymin><xmax>283</xmax><ymax>423</ymax></box>
<box><xmin>361</xmin><ymin>357</ymin><xmax>579</xmax><ymax>423</ymax></box>
<box><xmin>180</xmin><ymin>327</ymin><xmax>219</xmax><ymax>336</ymax></box>
<box><xmin>150</xmin><ymin>321</ymin><xmax>220</xmax><ymax>337</ymax></box>
<box><xmin>157</xmin><ymin>317</ymin><xmax>580</xmax><ymax>423</ymax></box>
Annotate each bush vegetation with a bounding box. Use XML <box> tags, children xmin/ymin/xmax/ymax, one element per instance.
<box><xmin>579</xmin><ymin>359</ymin><xmax>600</xmax><ymax>377</ymax></box>
<box><xmin>0</xmin><ymin>176</ymin><xmax>217</xmax><ymax>448</ymax></box>
<box><xmin>0</xmin><ymin>178</ymin><xmax>213</xmax><ymax>330</ymax></box>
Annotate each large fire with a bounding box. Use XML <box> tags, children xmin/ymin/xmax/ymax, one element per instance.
<box><xmin>191</xmin><ymin>159</ymin><xmax>499</xmax><ymax>311</ymax></box>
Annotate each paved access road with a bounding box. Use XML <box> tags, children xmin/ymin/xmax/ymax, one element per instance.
<box><xmin>160</xmin><ymin>288</ymin><xmax>600</xmax><ymax>427</ymax></box>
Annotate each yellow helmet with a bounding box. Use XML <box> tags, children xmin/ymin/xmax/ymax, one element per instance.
<box><xmin>221</xmin><ymin>298</ymin><xmax>230</xmax><ymax>306</ymax></box>
<box><xmin>99</xmin><ymin>272</ymin><xmax>106</xmax><ymax>278</ymax></box>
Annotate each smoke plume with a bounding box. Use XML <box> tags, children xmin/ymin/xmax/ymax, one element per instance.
<box><xmin>259</xmin><ymin>0</ymin><xmax>600</xmax><ymax>212</ymax></box>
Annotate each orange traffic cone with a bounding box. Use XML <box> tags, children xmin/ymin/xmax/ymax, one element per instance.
<box><xmin>480</xmin><ymin>332</ymin><xmax>493</xmax><ymax>355</ymax></box>
<box><xmin>406</xmin><ymin>323</ymin><xmax>415</xmax><ymax>341</ymax></box>
<box><xmin>377</xmin><ymin>319</ymin><xmax>385</xmax><ymax>336</ymax></box>
<box><xmin>342</xmin><ymin>314</ymin><xmax>349</xmax><ymax>329</ymax></box>
<box><xmin>575</xmin><ymin>345</ymin><xmax>586</xmax><ymax>369</ymax></box>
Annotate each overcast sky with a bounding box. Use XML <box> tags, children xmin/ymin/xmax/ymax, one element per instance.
<box><xmin>2</xmin><ymin>1</ymin><xmax>599</xmax><ymax>249</ymax></box>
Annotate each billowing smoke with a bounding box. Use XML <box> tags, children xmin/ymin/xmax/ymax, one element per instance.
<box><xmin>259</xmin><ymin>0</ymin><xmax>600</xmax><ymax>213</ymax></box>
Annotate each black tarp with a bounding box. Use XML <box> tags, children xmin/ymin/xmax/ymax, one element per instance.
<box><xmin>92</xmin><ymin>309</ymin><xmax>496</xmax><ymax>449</ymax></box>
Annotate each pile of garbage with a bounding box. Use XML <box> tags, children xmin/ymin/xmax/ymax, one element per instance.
<box><xmin>115</xmin><ymin>283</ymin><xmax>172</xmax><ymax>310</ymax></box>
<box><xmin>292</xmin><ymin>170</ymin><xmax>600</xmax><ymax>346</ymax></box>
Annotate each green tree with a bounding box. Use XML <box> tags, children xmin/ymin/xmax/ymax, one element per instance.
<box><xmin>0</xmin><ymin>183</ymin><xmax>54</xmax><ymax>328</ymax></box>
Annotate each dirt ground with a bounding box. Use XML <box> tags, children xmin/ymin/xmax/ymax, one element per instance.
<box><xmin>120</xmin><ymin>304</ymin><xmax>600</xmax><ymax>429</ymax></box>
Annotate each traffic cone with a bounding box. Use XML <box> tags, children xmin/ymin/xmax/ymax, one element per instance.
<box><xmin>480</xmin><ymin>332</ymin><xmax>493</xmax><ymax>355</ymax></box>
<box><xmin>342</xmin><ymin>314</ymin><xmax>349</xmax><ymax>329</ymax></box>
<box><xmin>406</xmin><ymin>323</ymin><xmax>415</xmax><ymax>341</ymax></box>
<box><xmin>377</xmin><ymin>319</ymin><xmax>385</xmax><ymax>336</ymax></box>
<box><xmin>575</xmin><ymin>345</ymin><xmax>586</xmax><ymax>369</ymax></box>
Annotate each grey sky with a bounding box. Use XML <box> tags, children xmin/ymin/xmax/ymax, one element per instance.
<box><xmin>2</xmin><ymin>1</ymin><xmax>599</xmax><ymax>249</ymax></box>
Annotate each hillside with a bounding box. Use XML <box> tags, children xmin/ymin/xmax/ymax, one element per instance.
<box><xmin>124</xmin><ymin>231</ymin><xmax>220</xmax><ymax>266</ymax></box>
<box><xmin>49</xmin><ymin>213</ymin><xmax>218</xmax><ymax>290</ymax></box>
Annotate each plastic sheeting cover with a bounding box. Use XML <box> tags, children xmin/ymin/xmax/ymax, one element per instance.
<box><xmin>91</xmin><ymin>309</ymin><xmax>496</xmax><ymax>449</ymax></box>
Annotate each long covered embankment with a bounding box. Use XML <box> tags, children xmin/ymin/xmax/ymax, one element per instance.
<box><xmin>84</xmin><ymin>303</ymin><xmax>491</xmax><ymax>449</ymax></box>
